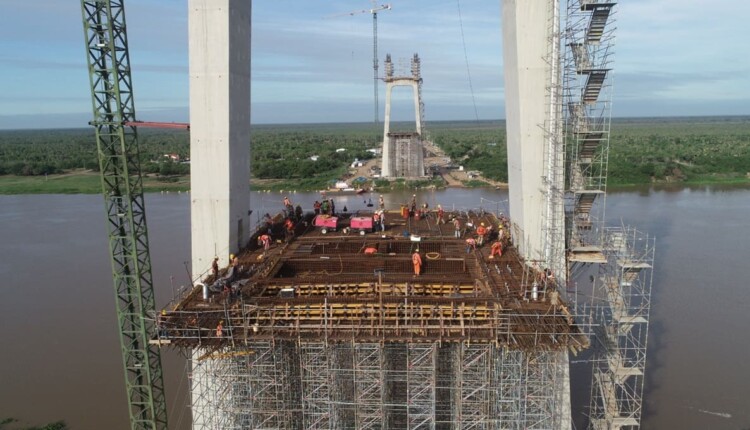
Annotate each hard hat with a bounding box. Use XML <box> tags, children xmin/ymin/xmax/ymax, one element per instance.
<box><xmin>214</xmin><ymin>256</ymin><xmax>219</xmax><ymax>260</ymax></box>
<box><xmin>230</xmin><ymin>253</ymin><xmax>235</xmax><ymax>259</ymax></box>
<box><xmin>481</xmin><ymin>222</ymin><xmax>485</xmax><ymax>226</ymax></box>
<box><xmin>415</xmin><ymin>249</ymin><xmax>419</xmax><ymax>252</ymax></box>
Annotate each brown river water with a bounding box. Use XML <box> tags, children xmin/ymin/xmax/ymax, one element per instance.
<box><xmin>1</xmin><ymin>186</ymin><xmax>748</xmax><ymax>429</ymax></box>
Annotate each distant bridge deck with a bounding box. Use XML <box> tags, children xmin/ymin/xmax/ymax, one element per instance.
<box><xmin>157</xmin><ymin>210</ymin><xmax>587</xmax><ymax>352</ymax></box>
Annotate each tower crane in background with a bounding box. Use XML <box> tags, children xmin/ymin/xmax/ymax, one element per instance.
<box><xmin>79</xmin><ymin>1</ymin><xmax>173</xmax><ymax>429</ymax></box>
<box><xmin>332</xmin><ymin>1</ymin><xmax>392</xmax><ymax>126</ymax></box>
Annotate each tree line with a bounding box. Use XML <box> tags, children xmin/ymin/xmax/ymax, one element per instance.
<box><xmin>1</xmin><ymin>117</ymin><xmax>749</xmax><ymax>186</ymax></box>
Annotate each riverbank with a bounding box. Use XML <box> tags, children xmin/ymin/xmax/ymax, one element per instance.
<box><xmin>2</xmin><ymin>170</ymin><xmax>749</xmax><ymax>195</ymax></box>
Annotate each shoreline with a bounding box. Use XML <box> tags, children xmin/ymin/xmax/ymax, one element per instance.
<box><xmin>1</xmin><ymin>172</ymin><xmax>749</xmax><ymax>195</ymax></box>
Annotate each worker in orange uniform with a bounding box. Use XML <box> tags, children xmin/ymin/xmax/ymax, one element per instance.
<box><xmin>259</xmin><ymin>234</ymin><xmax>271</xmax><ymax>251</ymax></box>
<box><xmin>476</xmin><ymin>222</ymin><xmax>487</xmax><ymax>246</ymax></box>
<box><xmin>412</xmin><ymin>249</ymin><xmax>423</xmax><ymax>276</ymax></box>
<box><xmin>284</xmin><ymin>218</ymin><xmax>295</xmax><ymax>241</ymax></box>
<box><xmin>216</xmin><ymin>320</ymin><xmax>224</xmax><ymax>337</ymax></box>
<box><xmin>490</xmin><ymin>240</ymin><xmax>503</xmax><ymax>259</ymax></box>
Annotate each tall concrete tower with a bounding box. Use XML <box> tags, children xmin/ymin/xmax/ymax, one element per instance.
<box><xmin>189</xmin><ymin>0</ymin><xmax>251</xmax><ymax>276</ymax></box>
<box><xmin>502</xmin><ymin>0</ymin><xmax>563</xmax><ymax>268</ymax></box>
<box><xmin>381</xmin><ymin>54</ymin><xmax>425</xmax><ymax>178</ymax></box>
<box><xmin>188</xmin><ymin>1</ymin><xmax>251</xmax><ymax>428</ymax></box>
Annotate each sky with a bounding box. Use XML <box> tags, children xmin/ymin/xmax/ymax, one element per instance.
<box><xmin>0</xmin><ymin>0</ymin><xmax>748</xmax><ymax>129</ymax></box>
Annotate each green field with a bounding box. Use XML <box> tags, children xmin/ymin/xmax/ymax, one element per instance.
<box><xmin>1</xmin><ymin>116</ymin><xmax>749</xmax><ymax>194</ymax></box>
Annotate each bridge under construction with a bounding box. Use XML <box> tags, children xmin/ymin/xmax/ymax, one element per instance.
<box><xmin>79</xmin><ymin>0</ymin><xmax>654</xmax><ymax>428</ymax></box>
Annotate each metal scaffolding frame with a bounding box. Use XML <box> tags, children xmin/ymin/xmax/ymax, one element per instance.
<box><xmin>563</xmin><ymin>0</ymin><xmax>617</xmax><ymax>248</ymax></box>
<box><xmin>542</xmin><ymin>0</ymin><xmax>568</xmax><ymax>289</ymax></box>
<box><xmin>588</xmin><ymin>227</ymin><xmax>654</xmax><ymax>429</ymax></box>
<box><xmin>188</xmin><ymin>342</ymin><xmax>574</xmax><ymax>430</ymax></box>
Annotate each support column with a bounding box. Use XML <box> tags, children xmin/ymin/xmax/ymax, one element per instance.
<box><xmin>189</xmin><ymin>0</ymin><xmax>251</xmax><ymax>276</ymax></box>
<box><xmin>502</xmin><ymin>0</ymin><xmax>551</xmax><ymax>263</ymax></box>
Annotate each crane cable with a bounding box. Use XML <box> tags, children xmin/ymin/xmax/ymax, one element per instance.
<box><xmin>456</xmin><ymin>0</ymin><xmax>481</xmax><ymax>124</ymax></box>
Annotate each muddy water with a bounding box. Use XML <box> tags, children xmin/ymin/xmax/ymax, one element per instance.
<box><xmin>0</xmin><ymin>187</ymin><xmax>748</xmax><ymax>429</ymax></box>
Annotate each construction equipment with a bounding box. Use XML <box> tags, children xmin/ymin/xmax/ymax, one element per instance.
<box><xmin>332</xmin><ymin>1</ymin><xmax>392</xmax><ymax>126</ymax></box>
<box><xmin>80</xmin><ymin>1</ymin><xmax>168</xmax><ymax>429</ymax></box>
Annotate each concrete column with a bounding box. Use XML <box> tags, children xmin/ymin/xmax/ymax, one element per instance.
<box><xmin>189</xmin><ymin>0</ymin><xmax>251</xmax><ymax>277</ymax></box>
<box><xmin>381</xmin><ymin>82</ymin><xmax>393</xmax><ymax>178</ymax></box>
<box><xmin>381</xmin><ymin>79</ymin><xmax>423</xmax><ymax>178</ymax></box>
<box><xmin>502</xmin><ymin>0</ymin><xmax>550</xmax><ymax>263</ymax></box>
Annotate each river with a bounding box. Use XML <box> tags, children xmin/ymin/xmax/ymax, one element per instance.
<box><xmin>1</xmin><ymin>186</ymin><xmax>748</xmax><ymax>429</ymax></box>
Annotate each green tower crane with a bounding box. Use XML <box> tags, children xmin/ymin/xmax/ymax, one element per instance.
<box><xmin>80</xmin><ymin>1</ymin><xmax>168</xmax><ymax>429</ymax></box>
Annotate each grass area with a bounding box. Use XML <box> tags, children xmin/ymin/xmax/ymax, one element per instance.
<box><xmin>0</xmin><ymin>171</ymin><xmax>191</xmax><ymax>195</ymax></box>
<box><xmin>2</xmin><ymin>117</ymin><xmax>750</xmax><ymax>194</ymax></box>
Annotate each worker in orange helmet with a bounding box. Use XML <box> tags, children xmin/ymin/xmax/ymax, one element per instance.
<box><xmin>412</xmin><ymin>249</ymin><xmax>423</xmax><ymax>276</ymax></box>
<box><xmin>476</xmin><ymin>222</ymin><xmax>487</xmax><ymax>246</ymax></box>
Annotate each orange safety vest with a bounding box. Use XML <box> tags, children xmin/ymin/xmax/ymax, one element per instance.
<box><xmin>412</xmin><ymin>253</ymin><xmax>422</xmax><ymax>266</ymax></box>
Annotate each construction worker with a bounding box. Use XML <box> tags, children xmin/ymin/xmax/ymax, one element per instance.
<box><xmin>453</xmin><ymin>217</ymin><xmax>462</xmax><ymax>238</ymax></box>
<box><xmin>373</xmin><ymin>211</ymin><xmax>380</xmax><ymax>229</ymax></box>
<box><xmin>211</xmin><ymin>256</ymin><xmax>219</xmax><ymax>278</ymax></box>
<box><xmin>436</xmin><ymin>205</ymin><xmax>445</xmax><ymax>224</ymax></box>
<box><xmin>216</xmin><ymin>320</ymin><xmax>224</xmax><ymax>337</ymax></box>
<box><xmin>412</xmin><ymin>249</ymin><xmax>423</xmax><ymax>276</ymax></box>
<box><xmin>465</xmin><ymin>237</ymin><xmax>477</xmax><ymax>253</ymax></box>
<box><xmin>378</xmin><ymin>210</ymin><xmax>386</xmax><ymax>231</ymax></box>
<box><xmin>490</xmin><ymin>240</ymin><xmax>503</xmax><ymax>259</ymax></box>
<box><xmin>283</xmin><ymin>196</ymin><xmax>291</xmax><ymax>208</ymax></box>
<box><xmin>313</xmin><ymin>200</ymin><xmax>321</xmax><ymax>215</ymax></box>
<box><xmin>259</xmin><ymin>234</ymin><xmax>271</xmax><ymax>251</ymax></box>
<box><xmin>229</xmin><ymin>253</ymin><xmax>239</xmax><ymax>267</ymax></box>
<box><xmin>410</xmin><ymin>194</ymin><xmax>417</xmax><ymax>213</ymax></box>
<box><xmin>476</xmin><ymin>222</ymin><xmax>487</xmax><ymax>246</ymax></box>
<box><xmin>284</xmin><ymin>218</ymin><xmax>295</xmax><ymax>241</ymax></box>
<box><xmin>379</xmin><ymin>194</ymin><xmax>385</xmax><ymax>210</ymax></box>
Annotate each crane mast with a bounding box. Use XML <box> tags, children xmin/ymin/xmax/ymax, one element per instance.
<box><xmin>79</xmin><ymin>1</ymin><xmax>168</xmax><ymax>429</ymax></box>
<box><xmin>333</xmin><ymin>2</ymin><xmax>391</xmax><ymax>125</ymax></box>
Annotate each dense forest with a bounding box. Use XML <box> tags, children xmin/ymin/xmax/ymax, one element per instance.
<box><xmin>1</xmin><ymin>117</ymin><xmax>749</xmax><ymax>192</ymax></box>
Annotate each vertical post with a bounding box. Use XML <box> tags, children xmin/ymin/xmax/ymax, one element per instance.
<box><xmin>189</xmin><ymin>0</ymin><xmax>252</xmax><ymax>276</ymax></box>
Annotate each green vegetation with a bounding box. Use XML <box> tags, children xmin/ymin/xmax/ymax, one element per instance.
<box><xmin>0</xmin><ymin>418</ymin><xmax>68</xmax><ymax>430</ymax></box>
<box><xmin>606</xmin><ymin>117</ymin><xmax>750</xmax><ymax>186</ymax></box>
<box><xmin>1</xmin><ymin>117</ymin><xmax>749</xmax><ymax>194</ymax></box>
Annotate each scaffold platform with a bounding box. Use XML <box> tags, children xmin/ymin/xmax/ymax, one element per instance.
<box><xmin>157</xmin><ymin>210</ymin><xmax>588</xmax><ymax>353</ymax></box>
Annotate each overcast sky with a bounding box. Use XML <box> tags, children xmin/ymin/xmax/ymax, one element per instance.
<box><xmin>0</xmin><ymin>0</ymin><xmax>748</xmax><ymax>129</ymax></box>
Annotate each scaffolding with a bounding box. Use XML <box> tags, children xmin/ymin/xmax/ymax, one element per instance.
<box><xmin>541</xmin><ymin>0</ymin><xmax>568</xmax><ymax>289</ymax></box>
<box><xmin>563</xmin><ymin>0</ymin><xmax>616</xmax><ymax>256</ymax></box>
<box><xmin>588</xmin><ymin>227</ymin><xmax>654</xmax><ymax>429</ymax></box>
<box><xmin>156</xmin><ymin>211</ymin><xmax>590</xmax><ymax>429</ymax></box>
<box><xmin>187</xmin><ymin>342</ymin><xmax>573</xmax><ymax>430</ymax></box>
